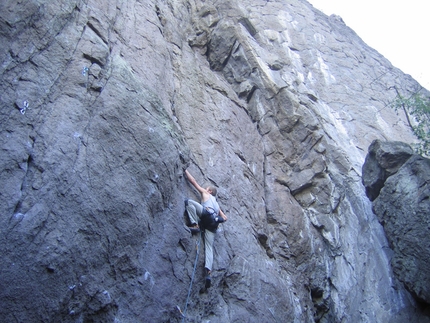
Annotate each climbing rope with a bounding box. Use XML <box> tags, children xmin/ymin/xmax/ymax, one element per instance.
<box><xmin>179</xmin><ymin>231</ymin><xmax>201</xmax><ymax>322</ymax></box>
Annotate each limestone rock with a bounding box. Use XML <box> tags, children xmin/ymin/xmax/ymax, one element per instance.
<box><xmin>1</xmin><ymin>0</ymin><xmax>429</xmax><ymax>322</ymax></box>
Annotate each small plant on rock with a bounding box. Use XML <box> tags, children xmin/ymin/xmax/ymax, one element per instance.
<box><xmin>391</xmin><ymin>88</ymin><xmax>430</xmax><ymax>156</ymax></box>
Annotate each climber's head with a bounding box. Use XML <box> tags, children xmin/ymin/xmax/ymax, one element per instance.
<box><xmin>206</xmin><ymin>186</ymin><xmax>217</xmax><ymax>197</ymax></box>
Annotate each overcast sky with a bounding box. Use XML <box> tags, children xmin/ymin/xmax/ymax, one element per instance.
<box><xmin>307</xmin><ymin>0</ymin><xmax>430</xmax><ymax>90</ymax></box>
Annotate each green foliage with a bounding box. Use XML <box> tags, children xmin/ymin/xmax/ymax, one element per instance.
<box><xmin>391</xmin><ymin>92</ymin><xmax>430</xmax><ymax>156</ymax></box>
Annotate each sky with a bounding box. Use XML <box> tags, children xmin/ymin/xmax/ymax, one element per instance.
<box><xmin>307</xmin><ymin>0</ymin><xmax>430</xmax><ymax>90</ymax></box>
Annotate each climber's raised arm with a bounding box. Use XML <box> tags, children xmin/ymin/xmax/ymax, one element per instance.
<box><xmin>185</xmin><ymin>169</ymin><xmax>206</xmax><ymax>195</ymax></box>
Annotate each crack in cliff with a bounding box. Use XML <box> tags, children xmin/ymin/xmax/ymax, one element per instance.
<box><xmin>204</xmin><ymin>80</ymin><xmax>250</xmax><ymax>122</ymax></box>
<box><xmin>86</xmin><ymin>20</ymin><xmax>109</xmax><ymax>46</ymax></box>
<box><xmin>12</xmin><ymin>134</ymin><xmax>36</xmax><ymax>217</ymax></box>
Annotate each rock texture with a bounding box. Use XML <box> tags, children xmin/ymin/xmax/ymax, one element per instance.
<box><xmin>0</xmin><ymin>0</ymin><xmax>429</xmax><ymax>322</ymax></box>
<box><xmin>363</xmin><ymin>140</ymin><xmax>430</xmax><ymax>307</ymax></box>
<box><xmin>362</xmin><ymin>140</ymin><xmax>414</xmax><ymax>201</ymax></box>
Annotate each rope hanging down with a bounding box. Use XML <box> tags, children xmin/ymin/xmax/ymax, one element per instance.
<box><xmin>179</xmin><ymin>231</ymin><xmax>201</xmax><ymax>322</ymax></box>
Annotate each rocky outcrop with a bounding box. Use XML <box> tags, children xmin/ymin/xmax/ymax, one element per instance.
<box><xmin>362</xmin><ymin>140</ymin><xmax>414</xmax><ymax>201</ymax></box>
<box><xmin>1</xmin><ymin>0</ymin><xmax>428</xmax><ymax>322</ymax></box>
<box><xmin>363</xmin><ymin>140</ymin><xmax>430</xmax><ymax>307</ymax></box>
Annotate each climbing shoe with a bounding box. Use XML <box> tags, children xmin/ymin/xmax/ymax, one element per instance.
<box><xmin>188</xmin><ymin>224</ymin><xmax>200</xmax><ymax>234</ymax></box>
<box><xmin>205</xmin><ymin>270</ymin><xmax>211</xmax><ymax>289</ymax></box>
<box><xmin>205</xmin><ymin>275</ymin><xmax>211</xmax><ymax>289</ymax></box>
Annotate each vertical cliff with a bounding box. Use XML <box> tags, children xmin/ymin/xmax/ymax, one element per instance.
<box><xmin>0</xmin><ymin>0</ymin><xmax>428</xmax><ymax>322</ymax></box>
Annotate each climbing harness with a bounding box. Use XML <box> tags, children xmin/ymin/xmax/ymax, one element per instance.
<box><xmin>178</xmin><ymin>231</ymin><xmax>201</xmax><ymax>322</ymax></box>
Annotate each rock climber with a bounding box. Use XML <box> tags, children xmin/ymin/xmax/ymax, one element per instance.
<box><xmin>184</xmin><ymin>169</ymin><xmax>228</xmax><ymax>289</ymax></box>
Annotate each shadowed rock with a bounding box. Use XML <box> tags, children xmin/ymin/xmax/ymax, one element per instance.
<box><xmin>363</xmin><ymin>141</ymin><xmax>430</xmax><ymax>307</ymax></box>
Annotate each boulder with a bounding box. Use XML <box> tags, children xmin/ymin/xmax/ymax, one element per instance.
<box><xmin>362</xmin><ymin>140</ymin><xmax>414</xmax><ymax>200</ymax></box>
<box><xmin>363</xmin><ymin>141</ymin><xmax>430</xmax><ymax>305</ymax></box>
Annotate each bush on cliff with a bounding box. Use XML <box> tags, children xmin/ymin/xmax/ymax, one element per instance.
<box><xmin>391</xmin><ymin>90</ymin><xmax>430</xmax><ymax>156</ymax></box>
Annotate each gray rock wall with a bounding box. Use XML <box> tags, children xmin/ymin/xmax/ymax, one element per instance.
<box><xmin>363</xmin><ymin>140</ymin><xmax>430</xmax><ymax>307</ymax></box>
<box><xmin>0</xmin><ymin>0</ymin><xmax>428</xmax><ymax>322</ymax></box>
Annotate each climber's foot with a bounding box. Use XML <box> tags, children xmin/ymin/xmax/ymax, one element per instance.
<box><xmin>188</xmin><ymin>224</ymin><xmax>200</xmax><ymax>234</ymax></box>
<box><xmin>205</xmin><ymin>270</ymin><xmax>211</xmax><ymax>289</ymax></box>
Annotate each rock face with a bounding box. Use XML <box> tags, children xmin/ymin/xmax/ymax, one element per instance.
<box><xmin>362</xmin><ymin>140</ymin><xmax>415</xmax><ymax>201</ymax></box>
<box><xmin>363</xmin><ymin>140</ymin><xmax>430</xmax><ymax>306</ymax></box>
<box><xmin>0</xmin><ymin>0</ymin><xmax>428</xmax><ymax>322</ymax></box>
